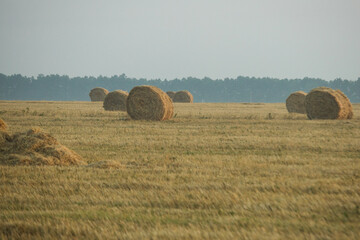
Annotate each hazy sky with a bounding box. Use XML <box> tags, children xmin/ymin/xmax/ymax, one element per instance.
<box><xmin>0</xmin><ymin>0</ymin><xmax>359</xmax><ymax>80</ymax></box>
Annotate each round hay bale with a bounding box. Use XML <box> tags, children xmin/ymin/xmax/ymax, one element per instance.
<box><xmin>0</xmin><ymin>118</ymin><xmax>7</xmax><ymax>131</ymax></box>
<box><xmin>173</xmin><ymin>90</ymin><xmax>193</xmax><ymax>103</ymax></box>
<box><xmin>305</xmin><ymin>87</ymin><xmax>353</xmax><ymax>120</ymax></box>
<box><xmin>126</xmin><ymin>85</ymin><xmax>174</xmax><ymax>121</ymax></box>
<box><xmin>166</xmin><ymin>91</ymin><xmax>175</xmax><ymax>100</ymax></box>
<box><xmin>0</xmin><ymin>118</ymin><xmax>10</xmax><ymax>145</ymax></box>
<box><xmin>286</xmin><ymin>91</ymin><xmax>307</xmax><ymax>114</ymax></box>
<box><xmin>89</xmin><ymin>87</ymin><xmax>109</xmax><ymax>102</ymax></box>
<box><xmin>103</xmin><ymin>90</ymin><xmax>128</xmax><ymax>111</ymax></box>
<box><xmin>335</xmin><ymin>90</ymin><xmax>353</xmax><ymax>119</ymax></box>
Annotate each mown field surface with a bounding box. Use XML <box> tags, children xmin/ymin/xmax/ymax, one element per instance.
<box><xmin>0</xmin><ymin>101</ymin><xmax>359</xmax><ymax>239</ymax></box>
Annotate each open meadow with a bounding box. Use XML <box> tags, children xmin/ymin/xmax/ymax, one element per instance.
<box><xmin>0</xmin><ymin>101</ymin><xmax>359</xmax><ymax>239</ymax></box>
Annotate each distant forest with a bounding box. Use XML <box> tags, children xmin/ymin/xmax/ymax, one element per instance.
<box><xmin>0</xmin><ymin>73</ymin><xmax>359</xmax><ymax>103</ymax></box>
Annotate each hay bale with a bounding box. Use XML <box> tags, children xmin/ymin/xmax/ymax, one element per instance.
<box><xmin>173</xmin><ymin>90</ymin><xmax>193</xmax><ymax>103</ymax></box>
<box><xmin>103</xmin><ymin>90</ymin><xmax>128</xmax><ymax>111</ymax></box>
<box><xmin>335</xmin><ymin>90</ymin><xmax>354</xmax><ymax>119</ymax></box>
<box><xmin>126</xmin><ymin>85</ymin><xmax>174</xmax><ymax>121</ymax></box>
<box><xmin>286</xmin><ymin>91</ymin><xmax>307</xmax><ymax>114</ymax></box>
<box><xmin>305</xmin><ymin>87</ymin><xmax>353</xmax><ymax>120</ymax></box>
<box><xmin>89</xmin><ymin>87</ymin><xmax>109</xmax><ymax>102</ymax></box>
<box><xmin>166</xmin><ymin>91</ymin><xmax>175</xmax><ymax>100</ymax></box>
<box><xmin>0</xmin><ymin>118</ymin><xmax>7</xmax><ymax>131</ymax></box>
<box><xmin>0</xmin><ymin>118</ymin><xmax>10</xmax><ymax>145</ymax></box>
<box><xmin>0</xmin><ymin>127</ymin><xmax>86</xmax><ymax>166</ymax></box>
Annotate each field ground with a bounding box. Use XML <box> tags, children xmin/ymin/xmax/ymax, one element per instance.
<box><xmin>0</xmin><ymin>101</ymin><xmax>359</xmax><ymax>239</ymax></box>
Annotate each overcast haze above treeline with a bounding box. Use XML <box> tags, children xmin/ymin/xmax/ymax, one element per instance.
<box><xmin>0</xmin><ymin>1</ymin><xmax>359</xmax><ymax>81</ymax></box>
<box><xmin>1</xmin><ymin>73</ymin><xmax>359</xmax><ymax>103</ymax></box>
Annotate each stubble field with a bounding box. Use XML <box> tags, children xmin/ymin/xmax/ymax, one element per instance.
<box><xmin>0</xmin><ymin>101</ymin><xmax>359</xmax><ymax>239</ymax></box>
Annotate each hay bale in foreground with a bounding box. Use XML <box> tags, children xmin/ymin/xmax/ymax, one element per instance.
<box><xmin>126</xmin><ymin>85</ymin><xmax>174</xmax><ymax>121</ymax></box>
<box><xmin>0</xmin><ymin>118</ymin><xmax>7</xmax><ymax>131</ymax></box>
<box><xmin>89</xmin><ymin>87</ymin><xmax>109</xmax><ymax>102</ymax></box>
<box><xmin>0</xmin><ymin>118</ymin><xmax>10</xmax><ymax>145</ymax></box>
<box><xmin>305</xmin><ymin>87</ymin><xmax>353</xmax><ymax>120</ymax></box>
<box><xmin>173</xmin><ymin>90</ymin><xmax>193</xmax><ymax>103</ymax></box>
<box><xmin>103</xmin><ymin>90</ymin><xmax>128</xmax><ymax>111</ymax></box>
<box><xmin>166</xmin><ymin>91</ymin><xmax>175</xmax><ymax>100</ymax></box>
<box><xmin>286</xmin><ymin>91</ymin><xmax>307</xmax><ymax>114</ymax></box>
<box><xmin>0</xmin><ymin>127</ymin><xmax>86</xmax><ymax>166</ymax></box>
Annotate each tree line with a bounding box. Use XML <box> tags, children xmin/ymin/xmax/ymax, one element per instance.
<box><xmin>0</xmin><ymin>73</ymin><xmax>359</xmax><ymax>103</ymax></box>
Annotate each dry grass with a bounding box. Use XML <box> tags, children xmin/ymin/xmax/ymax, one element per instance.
<box><xmin>0</xmin><ymin>100</ymin><xmax>359</xmax><ymax>239</ymax></box>
<box><xmin>86</xmin><ymin>160</ymin><xmax>125</xmax><ymax>169</ymax></box>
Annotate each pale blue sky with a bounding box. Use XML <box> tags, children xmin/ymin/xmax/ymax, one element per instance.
<box><xmin>0</xmin><ymin>0</ymin><xmax>359</xmax><ymax>80</ymax></box>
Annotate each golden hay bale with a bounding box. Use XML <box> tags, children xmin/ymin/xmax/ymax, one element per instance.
<box><xmin>0</xmin><ymin>118</ymin><xmax>7</xmax><ymax>131</ymax></box>
<box><xmin>126</xmin><ymin>85</ymin><xmax>174</xmax><ymax>121</ymax></box>
<box><xmin>173</xmin><ymin>90</ymin><xmax>193</xmax><ymax>103</ymax></box>
<box><xmin>0</xmin><ymin>127</ymin><xmax>86</xmax><ymax>166</ymax></box>
<box><xmin>0</xmin><ymin>118</ymin><xmax>10</xmax><ymax>145</ymax></box>
<box><xmin>335</xmin><ymin>90</ymin><xmax>353</xmax><ymax>119</ymax></box>
<box><xmin>286</xmin><ymin>91</ymin><xmax>307</xmax><ymax>114</ymax></box>
<box><xmin>166</xmin><ymin>91</ymin><xmax>175</xmax><ymax>100</ymax></box>
<box><xmin>86</xmin><ymin>160</ymin><xmax>125</xmax><ymax>169</ymax></box>
<box><xmin>89</xmin><ymin>87</ymin><xmax>109</xmax><ymax>102</ymax></box>
<box><xmin>305</xmin><ymin>87</ymin><xmax>353</xmax><ymax>120</ymax></box>
<box><xmin>103</xmin><ymin>90</ymin><xmax>128</xmax><ymax>111</ymax></box>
